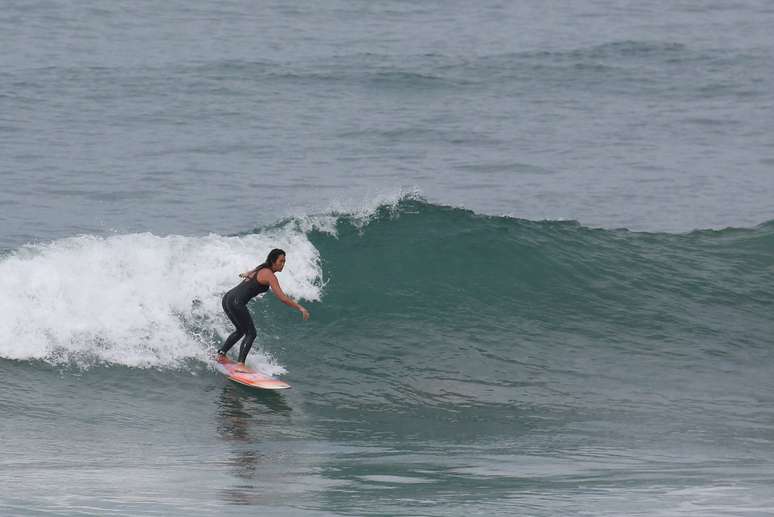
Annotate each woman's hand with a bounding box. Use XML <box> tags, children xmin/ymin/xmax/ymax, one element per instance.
<box><xmin>300</xmin><ymin>307</ymin><xmax>310</xmax><ymax>321</ymax></box>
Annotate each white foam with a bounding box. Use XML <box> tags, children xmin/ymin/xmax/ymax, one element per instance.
<box><xmin>0</xmin><ymin>229</ymin><xmax>322</xmax><ymax>372</ymax></box>
<box><xmin>288</xmin><ymin>187</ymin><xmax>424</xmax><ymax>236</ymax></box>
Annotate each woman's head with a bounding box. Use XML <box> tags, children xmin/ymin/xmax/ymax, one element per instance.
<box><xmin>263</xmin><ymin>248</ymin><xmax>286</xmax><ymax>272</ymax></box>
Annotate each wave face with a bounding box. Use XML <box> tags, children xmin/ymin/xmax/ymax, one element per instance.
<box><xmin>284</xmin><ymin>199</ymin><xmax>774</xmax><ymax>410</ymax></box>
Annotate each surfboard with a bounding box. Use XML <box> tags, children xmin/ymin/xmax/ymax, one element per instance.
<box><xmin>213</xmin><ymin>354</ymin><xmax>291</xmax><ymax>390</ymax></box>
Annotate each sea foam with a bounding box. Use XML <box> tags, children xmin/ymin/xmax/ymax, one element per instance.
<box><xmin>0</xmin><ymin>228</ymin><xmax>322</xmax><ymax>372</ymax></box>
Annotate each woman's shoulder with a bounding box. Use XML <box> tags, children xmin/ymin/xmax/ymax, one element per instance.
<box><xmin>256</xmin><ymin>267</ymin><xmax>275</xmax><ymax>283</ymax></box>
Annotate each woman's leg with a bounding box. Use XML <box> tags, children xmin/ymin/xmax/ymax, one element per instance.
<box><xmin>218</xmin><ymin>294</ymin><xmax>245</xmax><ymax>355</ymax></box>
<box><xmin>234</xmin><ymin>305</ymin><xmax>257</xmax><ymax>364</ymax></box>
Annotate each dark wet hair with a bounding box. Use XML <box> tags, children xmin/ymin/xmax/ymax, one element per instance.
<box><xmin>257</xmin><ymin>248</ymin><xmax>286</xmax><ymax>272</ymax></box>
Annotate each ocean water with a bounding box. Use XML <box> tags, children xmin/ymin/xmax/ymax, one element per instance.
<box><xmin>2</xmin><ymin>1</ymin><xmax>774</xmax><ymax>515</ymax></box>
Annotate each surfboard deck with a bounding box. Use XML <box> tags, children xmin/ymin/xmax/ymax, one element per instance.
<box><xmin>213</xmin><ymin>354</ymin><xmax>291</xmax><ymax>390</ymax></box>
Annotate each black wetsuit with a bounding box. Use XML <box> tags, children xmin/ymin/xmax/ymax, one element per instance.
<box><xmin>218</xmin><ymin>270</ymin><xmax>270</xmax><ymax>363</ymax></box>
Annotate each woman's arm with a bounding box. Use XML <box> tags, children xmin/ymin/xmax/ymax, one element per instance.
<box><xmin>267</xmin><ymin>273</ymin><xmax>310</xmax><ymax>320</ymax></box>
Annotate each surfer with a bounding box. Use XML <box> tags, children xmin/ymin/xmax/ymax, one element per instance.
<box><xmin>217</xmin><ymin>248</ymin><xmax>310</xmax><ymax>368</ymax></box>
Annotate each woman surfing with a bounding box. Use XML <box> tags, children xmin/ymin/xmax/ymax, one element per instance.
<box><xmin>218</xmin><ymin>248</ymin><xmax>309</xmax><ymax>371</ymax></box>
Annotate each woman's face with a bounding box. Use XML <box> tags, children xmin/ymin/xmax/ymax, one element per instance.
<box><xmin>273</xmin><ymin>254</ymin><xmax>286</xmax><ymax>272</ymax></box>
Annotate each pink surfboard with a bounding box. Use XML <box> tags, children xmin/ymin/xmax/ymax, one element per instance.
<box><xmin>214</xmin><ymin>354</ymin><xmax>291</xmax><ymax>390</ymax></box>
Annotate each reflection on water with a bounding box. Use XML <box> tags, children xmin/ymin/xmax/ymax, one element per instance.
<box><xmin>215</xmin><ymin>384</ymin><xmax>293</xmax><ymax>505</ymax></box>
<box><xmin>216</xmin><ymin>384</ymin><xmax>292</xmax><ymax>438</ymax></box>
